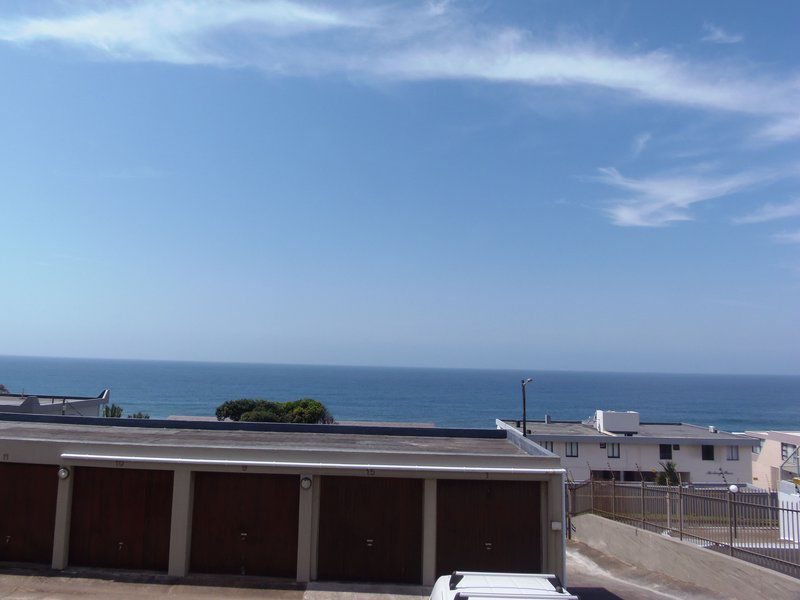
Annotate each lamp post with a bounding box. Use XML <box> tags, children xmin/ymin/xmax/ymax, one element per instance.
<box><xmin>521</xmin><ymin>378</ymin><xmax>532</xmax><ymax>437</ymax></box>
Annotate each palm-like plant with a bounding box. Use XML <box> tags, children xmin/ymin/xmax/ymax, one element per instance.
<box><xmin>656</xmin><ymin>461</ymin><xmax>680</xmax><ymax>485</ymax></box>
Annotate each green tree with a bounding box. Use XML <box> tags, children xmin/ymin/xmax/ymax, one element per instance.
<box><xmin>215</xmin><ymin>398</ymin><xmax>333</xmax><ymax>424</ymax></box>
<box><xmin>656</xmin><ymin>461</ymin><xmax>680</xmax><ymax>485</ymax></box>
<box><xmin>0</xmin><ymin>384</ymin><xmax>9</xmax><ymax>395</ymax></box>
<box><xmin>215</xmin><ymin>399</ymin><xmax>259</xmax><ymax>421</ymax></box>
<box><xmin>102</xmin><ymin>403</ymin><xmax>123</xmax><ymax>418</ymax></box>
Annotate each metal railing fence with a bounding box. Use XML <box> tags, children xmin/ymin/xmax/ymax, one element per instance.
<box><xmin>568</xmin><ymin>480</ymin><xmax>800</xmax><ymax>579</ymax></box>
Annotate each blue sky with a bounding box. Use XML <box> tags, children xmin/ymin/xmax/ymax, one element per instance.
<box><xmin>0</xmin><ymin>1</ymin><xmax>798</xmax><ymax>375</ymax></box>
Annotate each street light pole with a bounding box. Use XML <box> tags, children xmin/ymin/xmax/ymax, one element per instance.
<box><xmin>521</xmin><ymin>378</ymin><xmax>532</xmax><ymax>437</ymax></box>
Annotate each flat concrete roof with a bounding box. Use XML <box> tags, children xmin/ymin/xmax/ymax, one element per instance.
<box><xmin>0</xmin><ymin>421</ymin><xmax>525</xmax><ymax>457</ymax></box>
<box><xmin>0</xmin><ymin>414</ymin><xmax>552</xmax><ymax>459</ymax></box>
<box><xmin>499</xmin><ymin>419</ymin><xmax>758</xmax><ymax>446</ymax></box>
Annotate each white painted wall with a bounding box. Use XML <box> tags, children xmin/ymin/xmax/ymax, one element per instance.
<box><xmin>539</xmin><ymin>439</ymin><xmax>752</xmax><ymax>484</ymax></box>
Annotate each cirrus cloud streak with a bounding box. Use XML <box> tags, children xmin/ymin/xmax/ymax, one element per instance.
<box><xmin>0</xmin><ymin>0</ymin><xmax>798</xmax><ymax>136</ymax></box>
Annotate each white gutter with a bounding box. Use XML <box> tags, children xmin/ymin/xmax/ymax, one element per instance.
<box><xmin>60</xmin><ymin>453</ymin><xmax>566</xmax><ymax>475</ymax></box>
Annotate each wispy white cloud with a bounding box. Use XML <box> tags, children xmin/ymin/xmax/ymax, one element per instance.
<box><xmin>772</xmin><ymin>230</ymin><xmax>800</xmax><ymax>244</ymax></box>
<box><xmin>371</xmin><ymin>36</ymin><xmax>798</xmax><ymax>122</ymax></box>
<box><xmin>0</xmin><ymin>1</ymin><xmax>366</xmax><ymax>64</ymax></box>
<box><xmin>733</xmin><ymin>198</ymin><xmax>800</xmax><ymax>224</ymax></box>
<box><xmin>701</xmin><ymin>23</ymin><xmax>743</xmax><ymax>45</ymax></box>
<box><xmin>0</xmin><ymin>1</ymin><xmax>798</xmax><ymax>142</ymax></box>
<box><xmin>631</xmin><ymin>132</ymin><xmax>651</xmax><ymax>158</ymax></box>
<box><xmin>757</xmin><ymin>116</ymin><xmax>800</xmax><ymax>143</ymax></box>
<box><xmin>596</xmin><ymin>166</ymin><xmax>787</xmax><ymax>227</ymax></box>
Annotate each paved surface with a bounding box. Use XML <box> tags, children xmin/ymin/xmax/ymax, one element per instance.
<box><xmin>566</xmin><ymin>541</ymin><xmax>724</xmax><ymax>599</ymax></box>
<box><xmin>0</xmin><ymin>419</ymin><xmax>529</xmax><ymax>457</ymax></box>
<box><xmin>0</xmin><ymin>545</ymin><xmax>725</xmax><ymax>600</ymax></box>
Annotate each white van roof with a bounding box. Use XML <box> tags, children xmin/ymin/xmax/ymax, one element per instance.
<box><xmin>444</xmin><ymin>572</ymin><xmax>577</xmax><ymax>600</ymax></box>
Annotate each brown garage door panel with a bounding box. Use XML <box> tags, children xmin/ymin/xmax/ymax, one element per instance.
<box><xmin>318</xmin><ymin>476</ymin><xmax>423</xmax><ymax>584</ymax></box>
<box><xmin>0</xmin><ymin>463</ymin><xmax>59</xmax><ymax>564</ymax></box>
<box><xmin>69</xmin><ymin>467</ymin><xmax>173</xmax><ymax>571</ymax></box>
<box><xmin>437</xmin><ymin>479</ymin><xmax>541</xmax><ymax>575</ymax></box>
<box><xmin>190</xmin><ymin>472</ymin><xmax>300</xmax><ymax>577</ymax></box>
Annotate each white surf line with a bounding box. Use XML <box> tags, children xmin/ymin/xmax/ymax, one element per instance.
<box><xmin>566</xmin><ymin>548</ymin><xmax>714</xmax><ymax>600</ymax></box>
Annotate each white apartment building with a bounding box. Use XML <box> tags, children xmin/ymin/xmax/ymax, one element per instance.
<box><xmin>499</xmin><ymin>410</ymin><xmax>757</xmax><ymax>484</ymax></box>
<box><xmin>746</xmin><ymin>430</ymin><xmax>800</xmax><ymax>491</ymax></box>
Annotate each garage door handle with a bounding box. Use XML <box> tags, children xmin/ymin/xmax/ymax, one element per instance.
<box><xmin>4</xmin><ymin>535</ymin><xmax>10</xmax><ymax>544</ymax></box>
<box><xmin>117</xmin><ymin>542</ymin><xmax>125</xmax><ymax>551</ymax></box>
<box><xmin>365</xmin><ymin>538</ymin><xmax>374</xmax><ymax>547</ymax></box>
<box><xmin>484</xmin><ymin>542</ymin><xmax>492</xmax><ymax>551</ymax></box>
<box><xmin>240</xmin><ymin>532</ymin><xmax>248</xmax><ymax>541</ymax></box>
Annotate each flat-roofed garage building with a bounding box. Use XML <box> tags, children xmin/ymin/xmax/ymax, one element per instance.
<box><xmin>0</xmin><ymin>414</ymin><xmax>565</xmax><ymax>585</ymax></box>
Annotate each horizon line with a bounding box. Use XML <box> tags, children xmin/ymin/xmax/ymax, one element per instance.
<box><xmin>1</xmin><ymin>352</ymin><xmax>798</xmax><ymax>379</ymax></box>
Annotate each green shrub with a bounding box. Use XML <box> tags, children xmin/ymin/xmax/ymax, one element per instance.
<box><xmin>285</xmin><ymin>398</ymin><xmax>329</xmax><ymax>423</ymax></box>
<box><xmin>128</xmin><ymin>411</ymin><xmax>150</xmax><ymax>419</ymax></box>
<box><xmin>239</xmin><ymin>408</ymin><xmax>280</xmax><ymax>422</ymax></box>
<box><xmin>215</xmin><ymin>398</ymin><xmax>333</xmax><ymax>424</ymax></box>
<box><xmin>102</xmin><ymin>403</ymin><xmax>123</xmax><ymax>418</ymax></box>
<box><xmin>215</xmin><ymin>399</ymin><xmax>258</xmax><ymax>421</ymax></box>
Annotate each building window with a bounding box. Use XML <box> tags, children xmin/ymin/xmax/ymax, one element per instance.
<box><xmin>727</xmin><ymin>446</ymin><xmax>739</xmax><ymax>461</ymax></box>
<box><xmin>565</xmin><ymin>442</ymin><xmax>579</xmax><ymax>457</ymax></box>
<box><xmin>659</xmin><ymin>444</ymin><xmax>672</xmax><ymax>460</ymax></box>
<box><xmin>702</xmin><ymin>445</ymin><xmax>715</xmax><ymax>461</ymax></box>
<box><xmin>752</xmin><ymin>440</ymin><xmax>762</xmax><ymax>455</ymax></box>
<box><xmin>607</xmin><ymin>443</ymin><xmax>620</xmax><ymax>458</ymax></box>
<box><xmin>781</xmin><ymin>443</ymin><xmax>797</xmax><ymax>461</ymax></box>
<box><xmin>541</xmin><ymin>441</ymin><xmax>554</xmax><ymax>452</ymax></box>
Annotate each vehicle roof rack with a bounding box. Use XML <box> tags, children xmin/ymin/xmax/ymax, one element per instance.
<box><xmin>546</xmin><ymin>576</ymin><xmax>563</xmax><ymax>594</ymax></box>
<box><xmin>450</xmin><ymin>572</ymin><xmax>465</xmax><ymax>589</ymax></box>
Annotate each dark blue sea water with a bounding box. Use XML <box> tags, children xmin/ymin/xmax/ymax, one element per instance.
<box><xmin>0</xmin><ymin>355</ymin><xmax>797</xmax><ymax>432</ymax></box>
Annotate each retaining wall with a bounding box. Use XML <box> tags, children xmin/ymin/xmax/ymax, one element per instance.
<box><xmin>571</xmin><ymin>513</ymin><xmax>800</xmax><ymax>600</ymax></box>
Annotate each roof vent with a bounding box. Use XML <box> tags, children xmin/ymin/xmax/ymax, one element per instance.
<box><xmin>709</xmin><ymin>425</ymin><xmax>717</xmax><ymax>433</ymax></box>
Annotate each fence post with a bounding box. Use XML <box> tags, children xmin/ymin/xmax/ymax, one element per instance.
<box><xmin>566</xmin><ymin>485</ymin><xmax>572</xmax><ymax>541</ymax></box>
<box><xmin>666</xmin><ymin>485</ymin><xmax>671</xmax><ymax>531</ymax></box>
<box><xmin>678</xmin><ymin>484</ymin><xmax>684</xmax><ymax>540</ymax></box>
<box><xmin>590</xmin><ymin>479</ymin><xmax>595</xmax><ymax>513</ymax></box>
<box><xmin>612</xmin><ymin>480</ymin><xmax>617</xmax><ymax>519</ymax></box>
<box><xmin>727</xmin><ymin>491</ymin><xmax>734</xmax><ymax>556</ymax></box>
<box><xmin>640</xmin><ymin>479</ymin><xmax>645</xmax><ymax>529</ymax></box>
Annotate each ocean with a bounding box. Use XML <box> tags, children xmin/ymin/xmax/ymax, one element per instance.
<box><xmin>0</xmin><ymin>355</ymin><xmax>797</xmax><ymax>432</ymax></box>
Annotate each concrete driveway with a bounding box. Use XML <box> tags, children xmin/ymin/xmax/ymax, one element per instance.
<box><xmin>0</xmin><ymin>545</ymin><xmax>725</xmax><ymax>600</ymax></box>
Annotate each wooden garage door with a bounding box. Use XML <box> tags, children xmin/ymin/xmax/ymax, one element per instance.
<box><xmin>190</xmin><ymin>472</ymin><xmax>299</xmax><ymax>577</ymax></box>
<box><xmin>318</xmin><ymin>476</ymin><xmax>423</xmax><ymax>583</ymax></box>
<box><xmin>69</xmin><ymin>467</ymin><xmax>173</xmax><ymax>571</ymax></box>
<box><xmin>436</xmin><ymin>479</ymin><xmax>541</xmax><ymax>575</ymax></box>
<box><xmin>0</xmin><ymin>463</ymin><xmax>58</xmax><ymax>564</ymax></box>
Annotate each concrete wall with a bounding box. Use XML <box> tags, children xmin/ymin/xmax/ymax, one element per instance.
<box><xmin>749</xmin><ymin>432</ymin><xmax>800</xmax><ymax>491</ymax></box>
<box><xmin>545</xmin><ymin>440</ymin><xmax>752</xmax><ymax>484</ymax></box>
<box><xmin>571</xmin><ymin>513</ymin><xmax>800</xmax><ymax>600</ymax></box>
<box><xmin>752</xmin><ymin>438</ymin><xmax>783</xmax><ymax>490</ymax></box>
